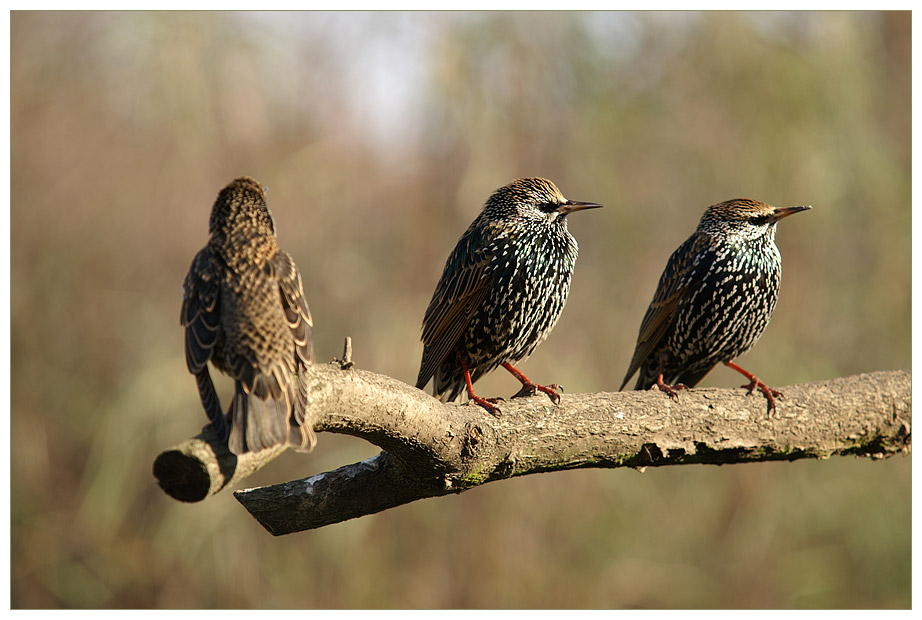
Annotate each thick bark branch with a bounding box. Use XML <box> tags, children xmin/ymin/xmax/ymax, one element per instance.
<box><xmin>153</xmin><ymin>366</ymin><xmax>910</xmax><ymax>534</ymax></box>
<box><xmin>152</xmin><ymin>428</ymin><xmax>285</xmax><ymax>502</ymax></box>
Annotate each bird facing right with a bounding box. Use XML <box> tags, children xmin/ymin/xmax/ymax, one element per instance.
<box><xmin>416</xmin><ymin>177</ymin><xmax>602</xmax><ymax>415</ymax></box>
<box><xmin>620</xmin><ymin>198</ymin><xmax>811</xmax><ymax>411</ymax></box>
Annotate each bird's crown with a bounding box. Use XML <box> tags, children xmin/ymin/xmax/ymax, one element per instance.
<box><xmin>209</xmin><ymin>176</ymin><xmax>275</xmax><ymax>236</ymax></box>
<box><xmin>485</xmin><ymin>178</ymin><xmax>567</xmax><ymax>214</ymax></box>
<box><xmin>701</xmin><ymin>198</ymin><xmax>775</xmax><ymax>225</ymax></box>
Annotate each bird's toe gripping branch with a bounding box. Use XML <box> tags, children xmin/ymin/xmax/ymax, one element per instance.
<box><xmin>502</xmin><ymin>363</ymin><xmax>562</xmax><ymax>404</ymax></box>
<box><xmin>723</xmin><ymin>360</ymin><xmax>782</xmax><ymax>413</ymax></box>
<box><xmin>460</xmin><ymin>359</ymin><xmax>503</xmax><ymax>416</ymax></box>
<box><xmin>654</xmin><ymin>374</ymin><xmax>688</xmax><ymax>402</ymax></box>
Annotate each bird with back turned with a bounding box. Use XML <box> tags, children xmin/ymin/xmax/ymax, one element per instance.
<box><xmin>181</xmin><ymin>177</ymin><xmax>316</xmax><ymax>454</ymax></box>
<box><xmin>620</xmin><ymin>198</ymin><xmax>811</xmax><ymax>412</ymax></box>
<box><xmin>416</xmin><ymin>177</ymin><xmax>602</xmax><ymax>415</ymax></box>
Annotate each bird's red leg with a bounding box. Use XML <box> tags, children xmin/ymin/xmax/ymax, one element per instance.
<box><xmin>653</xmin><ymin>357</ymin><xmax>687</xmax><ymax>401</ymax></box>
<box><xmin>461</xmin><ymin>359</ymin><xmax>502</xmax><ymax>416</ymax></box>
<box><xmin>724</xmin><ymin>360</ymin><xmax>782</xmax><ymax>413</ymax></box>
<box><xmin>501</xmin><ymin>363</ymin><xmax>562</xmax><ymax>404</ymax></box>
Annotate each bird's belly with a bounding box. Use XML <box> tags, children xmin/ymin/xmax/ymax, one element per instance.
<box><xmin>464</xmin><ymin>266</ymin><xmax>571</xmax><ymax>366</ymax></box>
<box><xmin>671</xmin><ymin>269</ymin><xmax>778</xmax><ymax>366</ymax></box>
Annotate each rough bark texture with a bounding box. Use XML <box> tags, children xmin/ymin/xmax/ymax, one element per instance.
<box><xmin>153</xmin><ymin>427</ymin><xmax>285</xmax><ymax>503</ymax></box>
<box><xmin>152</xmin><ymin>365</ymin><xmax>911</xmax><ymax>534</ymax></box>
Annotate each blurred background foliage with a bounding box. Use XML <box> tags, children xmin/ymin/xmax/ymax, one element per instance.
<box><xmin>11</xmin><ymin>10</ymin><xmax>910</xmax><ymax>609</ymax></box>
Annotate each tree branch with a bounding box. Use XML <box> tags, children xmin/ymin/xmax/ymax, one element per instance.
<box><xmin>153</xmin><ymin>364</ymin><xmax>910</xmax><ymax>533</ymax></box>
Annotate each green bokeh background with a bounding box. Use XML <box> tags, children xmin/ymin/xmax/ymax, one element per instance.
<box><xmin>11</xmin><ymin>11</ymin><xmax>910</xmax><ymax>608</ymax></box>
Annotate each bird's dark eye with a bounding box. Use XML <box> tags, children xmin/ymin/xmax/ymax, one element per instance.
<box><xmin>539</xmin><ymin>202</ymin><xmax>560</xmax><ymax>213</ymax></box>
<box><xmin>750</xmin><ymin>215</ymin><xmax>771</xmax><ymax>226</ymax></box>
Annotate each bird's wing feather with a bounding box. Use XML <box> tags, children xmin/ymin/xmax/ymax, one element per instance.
<box><xmin>620</xmin><ymin>233</ymin><xmax>713</xmax><ymax>389</ymax></box>
<box><xmin>272</xmin><ymin>249</ymin><xmax>316</xmax><ymax>452</ymax></box>
<box><xmin>416</xmin><ymin>220</ymin><xmax>500</xmax><ymax>389</ymax></box>
<box><xmin>181</xmin><ymin>249</ymin><xmax>221</xmax><ymax>374</ymax></box>
<box><xmin>273</xmin><ymin>250</ymin><xmax>314</xmax><ymax>367</ymax></box>
<box><xmin>181</xmin><ymin>249</ymin><xmax>226</xmax><ymax>434</ymax></box>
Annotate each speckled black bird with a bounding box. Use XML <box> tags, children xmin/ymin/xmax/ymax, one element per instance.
<box><xmin>181</xmin><ymin>177</ymin><xmax>316</xmax><ymax>454</ymax></box>
<box><xmin>416</xmin><ymin>177</ymin><xmax>602</xmax><ymax>415</ymax></box>
<box><xmin>620</xmin><ymin>198</ymin><xmax>811</xmax><ymax>411</ymax></box>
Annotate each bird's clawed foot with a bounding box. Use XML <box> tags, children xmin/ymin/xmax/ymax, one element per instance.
<box><xmin>470</xmin><ymin>394</ymin><xmax>503</xmax><ymax>417</ymax></box>
<box><xmin>724</xmin><ymin>360</ymin><xmax>781</xmax><ymax>414</ymax></box>
<box><xmin>740</xmin><ymin>378</ymin><xmax>783</xmax><ymax>414</ymax></box>
<box><xmin>460</xmin><ymin>358</ymin><xmax>503</xmax><ymax>416</ymax></box>
<box><xmin>654</xmin><ymin>374</ymin><xmax>687</xmax><ymax>401</ymax></box>
<box><xmin>502</xmin><ymin>363</ymin><xmax>561</xmax><ymax>404</ymax></box>
<box><xmin>511</xmin><ymin>381</ymin><xmax>562</xmax><ymax>404</ymax></box>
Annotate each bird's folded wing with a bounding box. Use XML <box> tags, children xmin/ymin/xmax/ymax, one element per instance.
<box><xmin>621</xmin><ymin>233</ymin><xmax>714</xmax><ymax>388</ymax></box>
<box><xmin>181</xmin><ymin>248</ymin><xmax>221</xmax><ymax>374</ymax></box>
<box><xmin>273</xmin><ymin>249</ymin><xmax>314</xmax><ymax>367</ymax></box>
<box><xmin>417</xmin><ymin>223</ymin><xmax>501</xmax><ymax>388</ymax></box>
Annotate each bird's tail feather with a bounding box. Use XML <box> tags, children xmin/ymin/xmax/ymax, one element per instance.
<box><xmin>227</xmin><ymin>375</ymin><xmax>318</xmax><ymax>455</ymax></box>
<box><xmin>228</xmin><ymin>382</ymin><xmax>290</xmax><ymax>455</ymax></box>
<box><xmin>433</xmin><ymin>368</ymin><xmax>465</xmax><ymax>404</ymax></box>
<box><xmin>673</xmin><ymin>366</ymin><xmax>715</xmax><ymax>390</ymax></box>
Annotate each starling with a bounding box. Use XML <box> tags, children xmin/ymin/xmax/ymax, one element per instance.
<box><xmin>181</xmin><ymin>177</ymin><xmax>316</xmax><ymax>454</ymax></box>
<box><xmin>416</xmin><ymin>177</ymin><xmax>602</xmax><ymax>415</ymax></box>
<box><xmin>620</xmin><ymin>198</ymin><xmax>811</xmax><ymax>411</ymax></box>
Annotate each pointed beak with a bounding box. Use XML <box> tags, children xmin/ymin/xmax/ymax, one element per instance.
<box><xmin>557</xmin><ymin>200</ymin><xmax>603</xmax><ymax>215</ymax></box>
<box><xmin>769</xmin><ymin>204</ymin><xmax>812</xmax><ymax>222</ymax></box>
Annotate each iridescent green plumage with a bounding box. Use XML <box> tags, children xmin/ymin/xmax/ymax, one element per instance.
<box><xmin>417</xmin><ymin>178</ymin><xmax>601</xmax><ymax>414</ymax></box>
<box><xmin>620</xmin><ymin>198</ymin><xmax>811</xmax><ymax>411</ymax></box>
